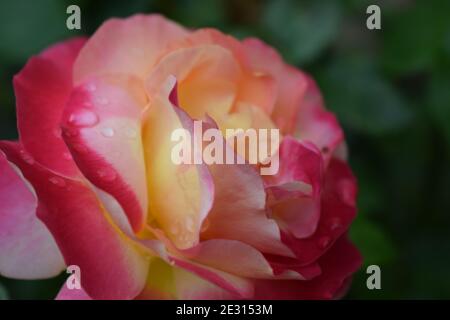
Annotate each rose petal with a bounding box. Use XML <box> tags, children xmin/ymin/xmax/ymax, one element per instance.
<box><xmin>146</xmin><ymin>45</ymin><xmax>241</xmax><ymax>120</ymax></box>
<box><xmin>0</xmin><ymin>150</ymin><xmax>65</xmax><ymax>279</ymax></box>
<box><xmin>74</xmin><ymin>14</ymin><xmax>189</xmax><ymax>83</ymax></box>
<box><xmin>166</xmin><ymin>29</ymin><xmax>278</xmax><ymax>114</ymax></box>
<box><xmin>137</xmin><ymin>257</ymin><xmax>244</xmax><ymax>300</ymax></box>
<box><xmin>181</xmin><ymin>239</ymin><xmax>304</xmax><ymax>279</ymax></box>
<box><xmin>265</xmin><ymin>136</ymin><xmax>323</xmax><ymax>238</ymax></box>
<box><xmin>242</xmin><ymin>38</ymin><xmax>308</xmax><ymax>134</ymax></box>
<box><xmin>0</xmin><ymin>141</ymin><xmax>150</xmax><ymax>300</ymax></box>
<box><xmin>293</xmin><ymin>75</ymin><xmax>344</xmax><ymax>165</ymax></box>
<box><xmin>61</xmin><ymin>75</ymin><xmax>149</xmax><ymax>233</ymax></box>
<box><xmin>199</xmin><ymin>123</ymin><xmax>294</xmax><ymax>257</ymax></box>
<box><xmin>282</xmin><ymin>158</ymin><xmax>358</xmax><ymax>264</ymax></box>
<box><xmin>14</xmin><ymin>37</ymin><xmax>86</xmax><ymax>178</ymax></box>
<box><xmin>143</xmin><ymin>79</ymin><xmax>214</xmax><ymax>249</ymax></box>
<box><xmin>56</xmin><ymin>285</ymin><xmax>92</xmax><ymax>300</ymax></box>
<box><xmin>254</xmin><ymin>235</ymin><xmax>362</xmax><ymax>299</ymax></box>
<box><xmin>171</xmin><ymin>257</ymin><xmax>253</xmax><ymax>299</ymax></box>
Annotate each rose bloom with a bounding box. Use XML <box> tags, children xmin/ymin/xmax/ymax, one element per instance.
<box><xmin>0</xmin><ymin>15</ymin><xmax>361</xmax><ymax>300</ymax></box>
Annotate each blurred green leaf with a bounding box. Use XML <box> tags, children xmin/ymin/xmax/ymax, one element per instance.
<box><xmin>382</xmin><ymin>0</ymin><xmax>450</xmax><ymax>75</ymax></box>
<box><xmin>262</xmin><ymin>0</ymin><xmax>341</xmax><ymax>65</ymax></box>
<box><xmin>317</xmin><ymin>56</ymin><xmax>413</xmax><ymax>135</ymax></box>
<box><xmin>0</xmin><ymin>0</ymin><xmax>73</xmax><ymax>63</ymax></box>
<box><xmin>428</xmin><ymin>73</ymin><xmax>450</xmax><ymax>147</ymax></box>
<box><xmin>350</xmin><ymin>216</ymin><xmax>396</xmax><ymax>266</ymax></box>
<box><xmin>0</xmin><ymin>282</ymin><xmax>9</xmax><ymax>300</ymax></box>
<box><xmin>172</xmin><ymin>0</ymin><xmax>226</xmax><ymax>28</ymax></box>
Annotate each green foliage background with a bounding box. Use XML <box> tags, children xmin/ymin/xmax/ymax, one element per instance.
<box><xmin>1</xmin><ymin>0</ymin><xmax>449</xmax><ymax>299</ymax></box>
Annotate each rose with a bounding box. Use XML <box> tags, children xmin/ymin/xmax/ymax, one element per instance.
<box><xmin>0</xmin><ymin>14</ymin><xmax>361</xmax><ymax>300</ymax></box>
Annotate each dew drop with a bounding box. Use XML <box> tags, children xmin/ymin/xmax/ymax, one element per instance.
<box><xmin>52</xmin><ymin>127</ymin><xmax>62</xmax><ymax>138</ymax></box>
<box><xmin>328</xmin><ymin>218</ymin><xmax>342</xmax><ymax>231</ymax></box>
<box><xmin>317</xmin><ymin>236</ymin><xmax>331</xmax><ymax>249</ymax></box>
<box><xmin>97</xmin><ymin>167</ymin><xmax>117</xmax><ymax>182</ymax></box>
<box><xmin>86</xmin><ymin>83</ymin><xmax>96</xmax><ymax>92</ymax></box>
<box><xmin>185</xmin><ymin>216</ymin><xmax>195</xmax><ymax>232</ymax></box>
<box><xmin>20</xmin><ymin>150</ymin><xmax>35</xmax><ymax>165</ymax></box>
<box><xmin>72</xmin><ymin>143</ymin><xmax>88</xmax><ymax>154</ymax></box>
<box><xmin>49</xmin><ymin>176</ymin><xmax>66</xmax><ymax>187</ymax></box>
<box><xmin>339</xmin><ymin>180</ymin><xmax>356</xmax><ymax>206</ymax></box>
<box><xmin>170</xmin><ymin>224</ymin><xmax>180</xmax><ymax>235</ymax></box>
<box><xmin>201</xmin><ymin>218</ymin><xmax>210</xmax><ymax>232</ymax></box>
<box><xmin>125</xmin><ymin>127</ymin><xmax>137</xmax><ymax>139</ymax></box>
<box><xmin>96</xmin><ymin>97</ymin><xmax>109</xmax><ymax>106</ymax></box>
<box><xmin>132</xmin><ymin>47</ymin><xmax>144</xmax><ymax>56</ymax></box>
<box><xmin>63</xmin><ymin>152</ymin><xmax>73</xmax><ymax>160</ymax></box>
<box><xmin>101</xmin><ymin>127</ymin><xmax>115</xmax><ymax>138</ymax></box>
<box><xmin>68</xmin><ymin>109</ymin><xmax>99</xmax><ymax>128</ymax></box>
<box><xmin>62</xmin><ymin>126</ymin><xmax>79</xmax><ymax>138</ymax></box>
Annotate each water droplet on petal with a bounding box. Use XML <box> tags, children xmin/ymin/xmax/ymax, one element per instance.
<box><xmin>328</xmin><ymin>218</ymin><xmax>342</xmax><ymax>231</ymax></box>
<box><xmin>62</xmin><ymin>126</ymin><xmax>79</xmax><ymax>138</ymax></box>
<box><xmin>201</xmin><ymin>218</ymin><xmax>210</xmax><ymax>232</ymax></box>
<box><xmin>97</xmin><ymin>167</ymin><xmax>117</xmax><ymax>182</ymax></box>
<box><xmin>52</xmin><ymin>128</ymin><xmax>62</xmax><ymax>138</ymax></box>
<box><xmin>86</xmin><ymin>83</ymin><xmax>96</xmax><ymax>92</ymax></box>
<box><xmin>72</xmin><ymin>143</ymin><xmax>88</xmax><ymax>154</ymax></box>
<box><xmin>63</xmin><ymin>152</ymin><xmax>73</xmax><ymax>160</ymax></box>
<box><xmin>125</xmin><ymin>128</ymin><xmax>137</xmax><ymax>139</ymax></box>
<box><xmin>68</xmin><ymin>109</ymin><xmax>99</xmax><ymax>128</ymax></box>
<box><xmin>339</xmin><ymin>180</ymin><xmax>356</xmax><ymax>206</ymax></box>
<box><xmin>170</xmin><ymin>224</ymin><xmax>179</xmax><ymax>235</ymax></box>
<box><xmin>101</xmin><ymin>127</ymin><xmax>115</xmax><ymax>138</ymax></box>
<box><xmin>19</xmin><ymin>150</ymin><xmax>35</xmax><ymax>165</ymax></box>
<box><xmin>49</xmin><ymin>176</ymin><xmax>66</xmax><ymax>187</ymax></box>
<box><xmin>317</xmin><ymin>236</ymin><xmax>331</xmax><ymax>249</ymax></box>
<box><xmin>185</xmin><ymin>216</ymin><xmax>195</xmax><ymax>232</ymax></box>
<box><xmin>96</xmin><ymin>97</ymin><xmax>109</xmax><ymax>106</ymax></box>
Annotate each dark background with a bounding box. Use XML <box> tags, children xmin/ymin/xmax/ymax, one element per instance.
<box><xmin>1</xmin><ymin>0</ymin><xmax>449</xmax><ymax>299</ymax></box>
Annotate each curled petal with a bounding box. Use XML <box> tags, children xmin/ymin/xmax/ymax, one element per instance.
<box><xmin>143</xmin><ymin>79</ymin><xmax>214</xmax><ymax>249</ymax></box>
<box><xmin>293</xmin><ymin>75</ymin><xmax>344</xmax><ymax>165</ymax></box>
<box><xmin>181</xmin><ymin>239</ymin><xmax>306</xmax><ymax>280</ymax></box>
<box><xmin>201</xmin><ymin>132</ymin><xmax>294</xmax><ymax>257</ymax></box>
<box><xmin>61</xmin><ymin>75</ymin><xmax>149</xmax><ymax>232</ymax></box>
<box><xmin>0</xmin><ymin>150</ymin><xmax>65</xmax><ymax>279</ymax></box>
<box><xmin>265</xmin><ymin>136</ymin><xmax>323</xmax><ymax>238</ymax></box>
<box><xmin>0</xmin><ymin>142</ymin><xmax>149</xmax><ymax>300</ymax></box>
<box><xmin>254</xmin><ymin>235</ymin><xmax>362</xmax><ymax>299</ymax></box>
<box><xmin>166</xmin><ymin>29</ymin><xmax>278</xmax><ymax>114</ymax></box>
<box><xmin>282</xmin><ymin>158</ymin><xmax>358</xmax><ymax>265</ymax></box>
<box><xmin>14</xmin><ymin>37</ymin><xmax>86</xmax><ymax>178</ymax></box>
<box><xmin>171</xmin><ymin>257</ymin><xmax>253</xmax><ymax>299</ymax></box>
<box><xmin>242</xmin><ymin>38</ymin><xmax>308</xmax><ymax>134</ymax></box>
<box><xmin>137</xmin><ymin>257</ymin><xmax>246</xmax><ymax>300</ymax></box>
<box><xmin>74</xmin><ymin>14</ymin><xmax>189</xmax><ymax>83</ymax></box>
<box><xmin>146</xmin><ymin>45</ymin><xmax>241</xmax><ymax>120</ymax></box>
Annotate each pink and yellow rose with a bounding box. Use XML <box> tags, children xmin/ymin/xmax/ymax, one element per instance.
<box><xmin>0</xmin><ymin>14</ymin><xmax>361</xmax><ymax>299</ymax></box>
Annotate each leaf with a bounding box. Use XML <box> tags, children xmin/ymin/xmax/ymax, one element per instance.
<box><xmin>0</xmin><ymin>0</ymin><xmax>72</xmax><ymax>63</ymax></box>
<box><xmin>350</xmin><ymin>216</ymin><xmax>396</xmax><ymax>266</ymax></box>
<box><xmin>262</xmin><ymin>0</ymin><xmax>341</xmax><ymax>65</ymax></box>
<box><xmin>0</xmin><ymin>283</ymin><xmax>9</xmax><ymax>300</ymax></box>
<box><xmin>381</xmin><ymin>0</ymin><xmax>450</xmax><ymax>75</ymax></box>
<box><xmin>428</xmin><ymin>72</ymin><xmax>450</xmax><ymax>147</ymax></box>
<box><xmin>317</xmin><ymin>56</ymin><xmax>413</xmax><ymax>135</ymax></box>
